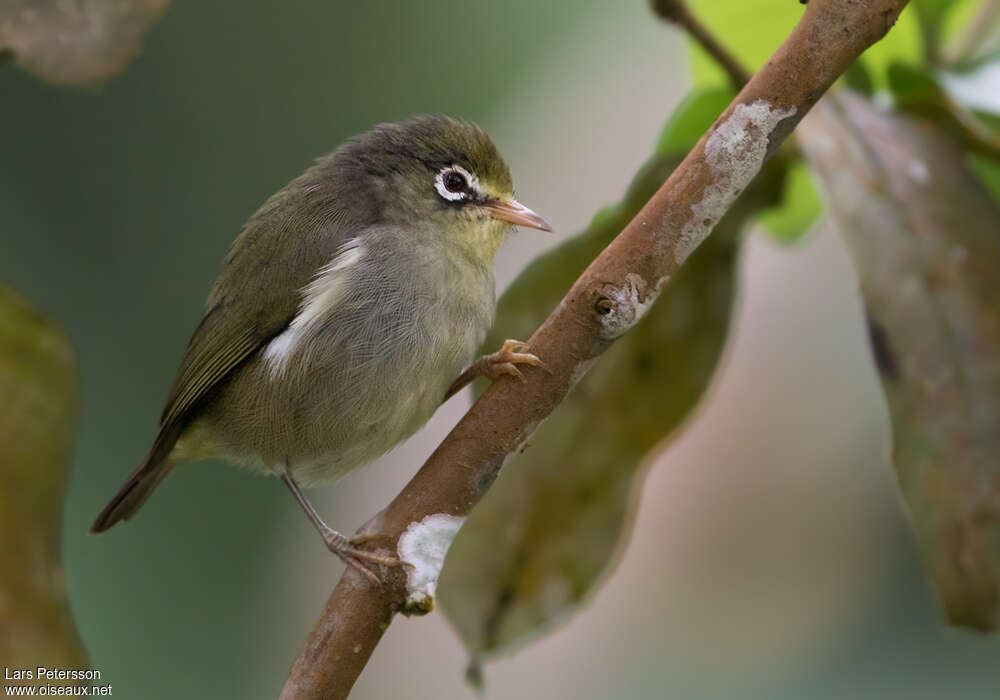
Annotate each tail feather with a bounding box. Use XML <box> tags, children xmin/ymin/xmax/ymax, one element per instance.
<box><xmin>89</xmin><ymin>458</ymin><xmax>173</xmax><ymax>534</ymax></box>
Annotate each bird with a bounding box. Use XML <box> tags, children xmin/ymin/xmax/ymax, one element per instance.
<box><xmin>90</xmin><ymin>115</ymin><xmax>551</xmax><ymax>581</ymax></box>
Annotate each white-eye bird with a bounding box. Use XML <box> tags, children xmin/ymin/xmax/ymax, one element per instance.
<box><xmin>91</xmin><ymin>115</ymin><xmax>551</xmax><ymax>580</ymax></box>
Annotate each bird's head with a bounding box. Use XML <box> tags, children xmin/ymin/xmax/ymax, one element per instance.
<box><xmin>328</xmin><ymin>115</ymin><xmax>550</xmax><ymax>263</ymax></box>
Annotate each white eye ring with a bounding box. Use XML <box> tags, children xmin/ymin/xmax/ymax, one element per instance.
<box><xmin>435</xmin><ymin>165</ymin><xmax>479</xmax><ymax>202</ymax></box>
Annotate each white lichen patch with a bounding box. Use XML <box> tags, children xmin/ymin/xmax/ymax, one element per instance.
<box><xmin>673</xmin><ymin>100</ymin><xmax>796</xmax><ymax>266</ymax></box>
<box><xmin>397</xmin><ymin>513</ymin><xmax>466</xmax><ymax>614</ymax></box>
<box><xmin>597</xmin><ymin>273</ymin><xmax>665</xmax><ymax>340</ymax></box>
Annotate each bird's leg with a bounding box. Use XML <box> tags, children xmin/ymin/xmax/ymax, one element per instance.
<box><xmin>444</xmin><ymin>338</ymin><xmax>547</xmax><ymax>401</ymax></box>
<box><xmin>280</xmin><ymin>472</ymin><xmax>402</xmax><ymax>585</ymax></box>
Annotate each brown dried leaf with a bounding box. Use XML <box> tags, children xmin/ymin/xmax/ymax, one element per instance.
<box><xmin>800</xmin><ymin>92</ymin><xmax>1000</xmax><ymax>631</ymax></box>
<box><xmin>0</xmin><ymin>0</ymin><xmax>170</xmax><ymax>85</ymax></box>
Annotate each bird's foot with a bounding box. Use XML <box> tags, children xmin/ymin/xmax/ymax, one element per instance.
<box><xmin>443</xmin><ymin>339</ymin><xmax>548</xmax><ymax>400</ymax></box>
<box><xmin>480</xmin><ymin>339</ymin><xmax>547</xmax><ymax>383</ymax></box>
<box><xmin>322</xmin><ymin>527</ymin><xmax>403</xmax><ymax>585</ymax></box>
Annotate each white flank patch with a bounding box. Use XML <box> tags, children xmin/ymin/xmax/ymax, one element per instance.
<box><xmin>261</xmin><ymin>331</ymin><xmax>297</xmax><ymax>373</ymax></box>
<box><xmin>397</xmin><ymin>513</ymin><xmax>466</xmax><ymax>611</ymax></box>
<box><xmin>673</xmin><ymin>100</ymin><xmax>796</xmax><ymax>266</ymax></box>
<box><xmin>263</xmin><ymin>238</ymin><xmax>364</xmax><ymax>378</ymax></box>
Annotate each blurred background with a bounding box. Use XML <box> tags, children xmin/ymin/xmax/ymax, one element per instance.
<box><xmin>2</xmin><ymin>0</ymin><xmax>999</xmax><ymax>698</ymax></box>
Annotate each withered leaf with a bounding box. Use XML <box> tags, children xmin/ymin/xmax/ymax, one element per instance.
<box><xmin>0</xmin><ymin>285</ymin><xmax>85</xmax><ymax>672</ymax></box>
<box><xmin>800</xmin><ymin>92</ymin><xmax>1000</xmax><ymax>631</ymax></box>
<box><xmin>0</xmin><ymin>0</ymin><xmax>170</xmax><ymax>85</ymax></box>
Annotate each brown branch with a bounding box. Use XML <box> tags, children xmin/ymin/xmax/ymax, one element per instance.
<box><xmin>279</xmin><ymin>1</ymin><xmax>910</xmax><ymax>698</ymax></box>
<box><xmin>650</xmin><ymin>0</ymin><xmax>752</xmax><ymax>90</ymax></box>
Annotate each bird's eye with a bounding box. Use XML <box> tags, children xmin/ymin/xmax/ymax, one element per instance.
<box><xmin>443</xmin><ymin>170</ymin><xmax>467</xmax><ymax>193</ymax></box>
<box><xmin>435</xmin><ymin>165</ymin><xmax>478</xmax><ymax>203</ymax></box>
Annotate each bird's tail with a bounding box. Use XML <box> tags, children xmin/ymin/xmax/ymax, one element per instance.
<box><xmin>89</xmin><ymin>456</ymin><xmax>174</xmax><ymax>534</ymax></box>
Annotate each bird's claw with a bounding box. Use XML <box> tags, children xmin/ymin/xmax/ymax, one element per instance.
<box><xmin>323</xmin><ymin>528</ymin><xmax>404</xmax><ymax>586</ymax></box>
<box><xmin>485</xmin><ymin>339</ymin><xmax>548</xmax><ymax>382</ymax></box>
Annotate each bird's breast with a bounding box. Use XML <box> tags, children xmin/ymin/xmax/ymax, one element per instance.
<box><xmin>244</xmin><ymin>234</ymin><xmax>495</xmax><ymax>482</ymax></box>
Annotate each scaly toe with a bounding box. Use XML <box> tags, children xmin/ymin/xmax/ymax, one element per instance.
<box><xmin>323</xmin><ymin>527</ymin><xmax>351</xmax><ymax>553</ymax></box>
<box><xmin>343</xmin><ymin>556</ymin><xmax>382</xmax><ymax>585</ymax></box>
<box><xmin>349</xmin><ymin>547</ymin><xmax>403</xmax><ymax>568</ymax></box>
<box><xmin>350</xmin><ymin>534</ymin><xmax>407</xmax><ymax>568</ymax></box>
<box><xmin>323</xmin><ymin>528</ymin><xmax>403</xmax><ymax>585</ymax></box>
<box><xmin>499</xmin><ymin>339</ymin><xmax>526</xmax><ymax>354</ymax></box>
<box><xmin>495</xmin><ymin>340</ymin><xmax>546</xmax><ymax>371</ymax></box>
<box><xmin>489</xmin><ymin>362</ymin><xmax>524</xmax><ymax>382</ymax></box>
<box><xmin>509</xmin><ymin>352</ymin><xmax>546</xmax><ymax>369</ymax></box>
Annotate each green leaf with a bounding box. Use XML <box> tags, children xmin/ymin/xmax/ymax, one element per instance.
<box><xmin>968</xmin><ymin>153</ymin><xmax>1000</xmax><ymax>204</ymax></box>
<box><xmin>800</xmin><ymin>92</ymin><xmax>1000</xmax><ymax>632</ymax></box>
<box><xmin>975</xmin><ymin>109</ymin><xmax>1000</xmax><ymax>132</ymax></box>
<box><xmin>913</xmin><ymin>0</ymin><xmax>963</xmax><ymax>63</ymax></box>
<box><xmin>888</xmin><ymin>62</ymin><xmax>947</xmax><ymax>104</ymax></box>
<box><xmin>842</xmin><ymin>58</ymin><xmax>876</xmax><ymax>96</ymax></box>
<box><xmin>912</xmin><ymin>0</ymin><xmax>983</xmax><ymax>66</ymax></box>
<box><xmin>756</xmin><ymin>159</ymin><xmax>822</xmax><ymax>244</ymax></box>
<box><xmin>686</xmin><ymin>0</ymin><xmax>798</xmax><ymax>87</ymax></box>
<box><xmin>686</xmin><ymin>0</ymin><xmax>921</xmax><ymax>89</ymax></box>
<box><xmin>914</xmin><ymin>0</ymin><xmax>960</xmax><ymax>21</ymax></box>
<box><xmin>655</xmin><ymin>86</ymin><xmax>735</xmax><ymax>154</ymax></box>
<box><xmin>887</xmin><ymin>62</ymin><xmax>1000</xmax><ymax>158</ymax></box>
<box><xmin>0</xmin><ymin>0</ymin><xmax>171</xmax><ymax>85</ymax></box>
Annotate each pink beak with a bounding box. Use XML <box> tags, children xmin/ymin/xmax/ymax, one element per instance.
<box><xmin>482</xmin><ymin>198</ymin><xmax>552</xmax><ymax>231</ymax></box>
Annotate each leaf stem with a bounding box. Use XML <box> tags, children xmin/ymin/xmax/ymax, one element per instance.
<box><xmin>650</xmin><ymin>0</ymin><xmax>752</xmax><ymax>90</ymax></box>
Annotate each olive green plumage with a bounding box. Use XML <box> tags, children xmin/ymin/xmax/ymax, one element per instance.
<box><xmin>91</xmin><ymin>115</ymin><xmax>547</xmax><ymax>534</ymax></box>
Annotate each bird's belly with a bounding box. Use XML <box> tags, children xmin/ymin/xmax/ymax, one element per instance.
<box><xmin>284</xmin><ymin>321</ymin><xmax>479</xmax><ymax>484</ymax></box>
<box><xmin>289</xmin><ymin>368</ymin><xmax>449</xmax><ymax>484</ymax></box>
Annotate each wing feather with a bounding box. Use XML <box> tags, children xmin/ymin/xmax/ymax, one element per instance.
<box><xmin>160</xmin><ymin>318</ymin><xmax>262</xmax><ymax>428</ymax></box>
<box><xmin>146</xmin><ymin>170</ymin><xmax>354</xmax><ymax>465</ymax></box>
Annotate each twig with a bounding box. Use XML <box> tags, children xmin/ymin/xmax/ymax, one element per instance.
<box><xmin>279</xmin><ymin>2</ymin><xmax>910</xmax><ymax>698</ymax></box>
<box><xmin>650</xmin><ymin>0</ymin><xmax>752</xmax><ymax>90</ymax></box>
